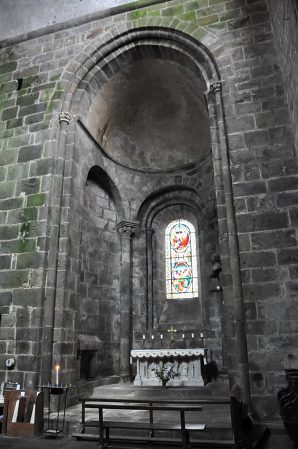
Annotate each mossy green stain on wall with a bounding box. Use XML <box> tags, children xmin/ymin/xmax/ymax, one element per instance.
<box><xmin>126</xmin><ymin>0</ymin><xmax>222</xmax><ymax>27</ymax></box>
<box><xmin>26</xmin><ymin>193</ymin><xmax>46</xmax><ymax>207</ymax></box>
<box><xmin>0</xmin><ymin>61</ymin><xmax>17</xmax><ymax>75</ymax></box>
<box><xmin>41</xmin><ymin>88</ymin><xmax>52</xmax><ymax>102</ymax></box>
<box><xmin>0</xmin><ymin>73</ymin><xmax>13</xmax><ymax>84</ymax></box>
<box><xmin>46</xmin><ymin>100</ymin><xmax>59</xmax><ymax>115</ymax></box>
<box><xmin>0</xmin><ymin>81</ymin><xmax>17</xmax><ymax>95</ymax></box>
<box><xmin>129</xmin><ymin>8</ymin><xmax>160</xmax><ymax>19</ymax></box>
<box><xmin>129</xmin><ymin>9</ymin><xmax>142</xmax><ymax>20</ymax></box>
<box><xmin>20</xmin><ymin>221</ymin><xmax>31</xmax><ymax>238</ymax></box>
<box><xmin>46</xmin><ymin>82</ymin><xmax>63</xmax><ymax>115</ymax></box>
<box><xmin>0</xmin><ymin>270</ymin><xmax>28</xmax><ymax>288</ymax></box>
<box><xmin>22</xmin><ymin>75</ymin><xmax>41</xmax><ymax>90</ymax></box>
<box><xmin>0</xmin><ymin>238</ymin><xmax>36</xmax><ymax>254</ymax></box>
<box><xmin>184</xmin><ymin>0</ymin><xmax>208</xmax><ymax>11</ymax></box>
<box><xmin>161</xmin><ymin>4</ymin><xmax>184</xmax><ymax>17</ymax></box>
<box><xmin>209</xmin><ymin>0</ymin><xmax>225</xmax><ymax>4</ymax></box>
<box><xmin>17</xmin><ymin>252</ymin><xmax>44</xmax><ymax>269</ymax></box>
<box><xmin>17</xmin><ymin>87</ymin><xmax>31</xmax><ymax>97</ymax></box>
<box><xmin>16</xmin><ymin>238</ymin><xmax>33</xmax><ymax>254</ymax></box>
<box><xmin>181</xmin><ymin>11</ymin><xmax>196</xmax><ymax>21</ymax></box>
<box><xmin>20</xmin><ymin>207</ymin><xmax>38</xmax><ymax>223</ymax></box>
<box><xmin>197</xmin><ymin>14</ymin><xmax>219</xmax><ymax>26</ymax></box>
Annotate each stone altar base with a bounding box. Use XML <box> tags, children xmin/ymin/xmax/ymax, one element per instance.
<box><xmin>131</xmin><ymin>348</ymin><xmax>207</xmax><ymax>387</ymax></box>
<box><xmin>133</xmin><ymin>377</ymin><xmax>230</xmax><ymax>400</ymax></box>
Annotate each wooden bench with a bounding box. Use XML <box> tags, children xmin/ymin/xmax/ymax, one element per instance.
<box><xmin>73</xmin><ymin>395</ymin><xmax>271</xmax><ymax>448</ymax></box>
<box><xmin>74</xmin><ymin>397</ymin><xmax>233</xmax><ymax>448</ymax></box>
<box><xmin>80</xmin><ymin>401</ymin><xmax>204</xmax><ymax>449</ymax></box>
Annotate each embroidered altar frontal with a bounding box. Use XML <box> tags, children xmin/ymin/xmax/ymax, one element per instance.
<box><xmin>130</xmin><ymin>348</ymin><xmax>207</xmax><ymax>387</ymax></box>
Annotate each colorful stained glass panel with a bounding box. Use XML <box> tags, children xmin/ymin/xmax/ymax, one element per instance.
<box><xmin>165</xmin><ymin>219</ymin><xmax>198</xmax><ymax>299</ymax></box>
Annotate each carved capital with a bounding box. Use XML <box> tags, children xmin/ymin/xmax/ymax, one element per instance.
<box><xmin>117</xmin><ymin>221</ymin><xmax>137</xmax><ymax>239</ymax></box>
<box><xmin>209</xmin><ymin>81</ymin><xmax>222</xmax><ymax>94</ymax></box>
<box><xmin>58</xmin><ymin>111</ymin><xmax>71</xmax><ymax>124</ymax></box>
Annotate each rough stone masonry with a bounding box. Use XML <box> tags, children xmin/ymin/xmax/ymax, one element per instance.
<box><xmin>0</xmin><ymin>0</ymin><xmax>297</xmax><ymax>420</ymax></box>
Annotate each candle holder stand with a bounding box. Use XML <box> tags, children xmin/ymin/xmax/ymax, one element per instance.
<box><xmin>41</xmin><ymin>385</ymin><xmax>69</xmax><ymax>436</ymax></box>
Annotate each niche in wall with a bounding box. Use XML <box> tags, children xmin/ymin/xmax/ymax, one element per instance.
<box><xmin>86</xmin><ymin>58</ymin><xmax>210</xmax><ymax>172</ymax></box>
<box><xmin>78</xmin><ymin>166</ymin><xmax>121</xmax><ymax>378</ymax></box>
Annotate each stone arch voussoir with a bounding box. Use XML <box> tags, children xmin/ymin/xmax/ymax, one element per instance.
<box><xmin>137</xmin><ymin>186</ymin><xmax>205</xmax><ymax>229</ymax></box>
<box><xmin>58</xmin><ymin>25</ymin><xmax>220</xmax><ymax>125</ymax></box>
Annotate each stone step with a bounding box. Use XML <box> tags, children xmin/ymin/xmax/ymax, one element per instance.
<box><xmin>86</xmin><ymin>378</ymin><xmax>230</xmax><ymax>400</ymax></box>
<box><xmin>71</xmin><ymin>418</ymin><xmax>234</xmax><ymax>441</ymax></box>
<box><xmin>134</xmin><ymin>386</ymin><xmax>229</xmax><ymax>400</ymax></box>
<box><xmin>72</xmin><ymin>433</ymin><xmax>235</xmax><ymax>447</ymax></box>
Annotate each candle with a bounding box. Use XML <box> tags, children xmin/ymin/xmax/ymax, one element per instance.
<box><xmin>182</xmin><ymin>334</ymin><xmax>185</xmax><ymax>339</ymax></box>
<box><xmin>142</xmin><ymin>335</ymin><xmax>146</xmax><ymax>340</ymax></box>
<box><xmin>151</xmin><ymin>335</ymin><xmax>154</xmax><ymax>340</ymax></box>
<box><xmin>55</xmin><ymin>364</ymin><xmax>60</xmax><ymax>386</ymax></box>
<box><xmin>200</xmin><ymin>333</ymin><xmax>204</xmax><ymax>338</ymax></box>
<box><xmin>160</xmin><ymin>334</ymin><xmax>163</xmax><ymax>340</ymax></box>
<box><xmin>191</xmin><ymin>333</ymin><xmax>195</xmax><ymax>339</ymax></box>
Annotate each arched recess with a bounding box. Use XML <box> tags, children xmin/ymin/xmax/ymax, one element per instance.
<box><xmin>46</xmin><ymin>23</ymin><xmax>251</xmax><ymax>409</ymax></box>
<box><xmin>46</xmin><ymin>26</ymin><xmax>222</xmax><ymax>388</ymax></box>
<box><xmin>59</xmin><ymin>27</ymin><xmax>219</xmax><ymax>118</ymax></box>
<box><xmin>76</xmin><ymin>165</ymin><xmax>121</xmax><ymax>381</ymax></box>
<box><xmin>137</xmin><ymin>187</ymin><xmax>221</xmax><ymax>343</ymax></box>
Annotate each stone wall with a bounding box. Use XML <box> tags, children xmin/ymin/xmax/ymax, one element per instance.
<box><xmin>268</xmin><ymin>0</ymin><xmax>298</xmax><ymax>149</ymax></box>
<box><xmin>79</xmin><ymin>176</ymin><xmax>120</xmax><ymax>378</ymax></box>
<box><xmin>0</xmin><ymin>0</ymin><xmax>297</xmax><ymax>418</ymax></box>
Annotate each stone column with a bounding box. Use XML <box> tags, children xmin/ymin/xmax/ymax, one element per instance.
<box><xmin>209</xmin><ymin>81</ymin><xmax>252</xmax><ymax>412</ymax></box>
<box><xmin>145</xmin><ymin>228</ymin><xmax>154</xmax><ymax>329</ymax></box>
<box><xmin>41</xmin><ymin>111</ymin><xmax>71</xmax><ymax>386</ymax></box>
<box><xmin>117</xmin><ymin>221</ymin><xmax>136</xmax><ymax>382</ymax></box>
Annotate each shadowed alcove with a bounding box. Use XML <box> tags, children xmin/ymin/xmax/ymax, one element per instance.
<box><xmin>85</xmin><ymin>57</ymin><xmax>210</xmax><ymax>171</ymax></box>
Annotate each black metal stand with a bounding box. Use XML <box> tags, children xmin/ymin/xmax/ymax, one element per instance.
<box><xmin>41</xmin><ymin>385</ymin><xmax>68</xmax><ymax>436</ymax></box>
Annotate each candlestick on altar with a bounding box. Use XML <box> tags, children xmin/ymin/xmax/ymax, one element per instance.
<box><xmin>200</xmin><ymin>333</ymin><xmax>204</xmax><ymax>347</ymax></box>
<box><xmin>160</xmin><ymin>334</ymin><xmax>163</xmax><ymax>340</ymax></box>
<box><xmin>167</xmin><ymin>326</ymin><xmax>177</xmax><ymax>340</ymax></box>
<box><xmin>151</xmin><ymin>335</ymin><xmax>154</xmax><ymax>340</ymax></box>
<box><xmin>142</xmin><ymin>334</ymin><xmax>146</xmax><ymax>340</ymax></box>
<box><xmin>182</xmin><ymin>333</ymin><xmax>185</xmax><ymax>339</ymax></box>
<box><xmin>54</xmin><ymin>364</ymin><xmax>60</xmax><ymax>386</ymax></box>
<box><xmin>191</xmin><ymin>333</ymin><xmax>195</xmax><ymax>339</ymax></box>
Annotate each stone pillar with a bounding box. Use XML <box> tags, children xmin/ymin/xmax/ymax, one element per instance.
<box><xmin>117</xmin><ymin>221</ymin><xmax>136</xmax><ymax>382</ymax></box>
<box><xmin>209</xmin><ymin>81</ymin><xmax>252</xmax><ymax>412</ymax></box>
<box><xmin>145</xmin><ymin>228</ymin><xmax>154</xmax><ymax>329</ymax></box>
<box><xmin>41</xmin><ymin>111</ymin><xmax>71</xmax><ymax>386</ymax></box>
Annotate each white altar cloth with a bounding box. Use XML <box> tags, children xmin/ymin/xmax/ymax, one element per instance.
<box><xmin>130</xmin><ymin>348</ymin><xmax>207</xmax><ymax>387</ymax></box>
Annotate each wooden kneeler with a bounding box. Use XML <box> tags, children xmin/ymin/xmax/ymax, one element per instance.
<box><xmin>2</xmin><ymin>389</ymin><xmax>43</xmax><ymax>437</ymax></box>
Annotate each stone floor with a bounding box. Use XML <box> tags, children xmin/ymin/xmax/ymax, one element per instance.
<box><xmin>0</xmin><ymin>433</ymin><xmax>293</xmax><ymax>449</ymax></box>
<box><xmin>0</xmin><ymin>383</ymin><xmax>293</xmax><ymax>449</ymax></box>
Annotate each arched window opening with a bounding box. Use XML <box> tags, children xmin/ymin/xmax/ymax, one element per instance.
<box><xmin>165</xmin><ymin>219</ymin><xmax>198</xmax><ymax>299</ymax></box>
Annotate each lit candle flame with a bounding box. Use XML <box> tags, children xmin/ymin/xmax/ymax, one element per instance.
<box><xmin>54</xmin><ymin>364</ymin><xmax>60</xmax><ymax>386</ymax></box>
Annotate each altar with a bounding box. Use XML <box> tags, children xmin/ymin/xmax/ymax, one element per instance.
<box><xmin>130</xmin><ymin>348</ymin><xmax>207</xmax><ymax>387</ymax></box>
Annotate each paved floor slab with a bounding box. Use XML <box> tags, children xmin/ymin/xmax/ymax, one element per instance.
<box><xmin>0</xmin><ymin>433</ymin><xmax>294</xmax><ymax>449</ymax></box>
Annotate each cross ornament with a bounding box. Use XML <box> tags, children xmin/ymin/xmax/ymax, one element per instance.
<box><xmin>167</xmin><ymin>326</ymin><xmax>177</xmax><ymax>340</ymax></box>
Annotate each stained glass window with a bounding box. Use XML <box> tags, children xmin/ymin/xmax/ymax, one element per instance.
<box><xmin>165</xmin><ymin>219</ymin><xmax>198</xmax><ymax>299</ymax></box>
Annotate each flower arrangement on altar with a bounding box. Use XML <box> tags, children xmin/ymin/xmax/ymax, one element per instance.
<box><xmin>152</xmin><ymin>364</ymin><xmax>178</xmax><ymax>387</ymax></box>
